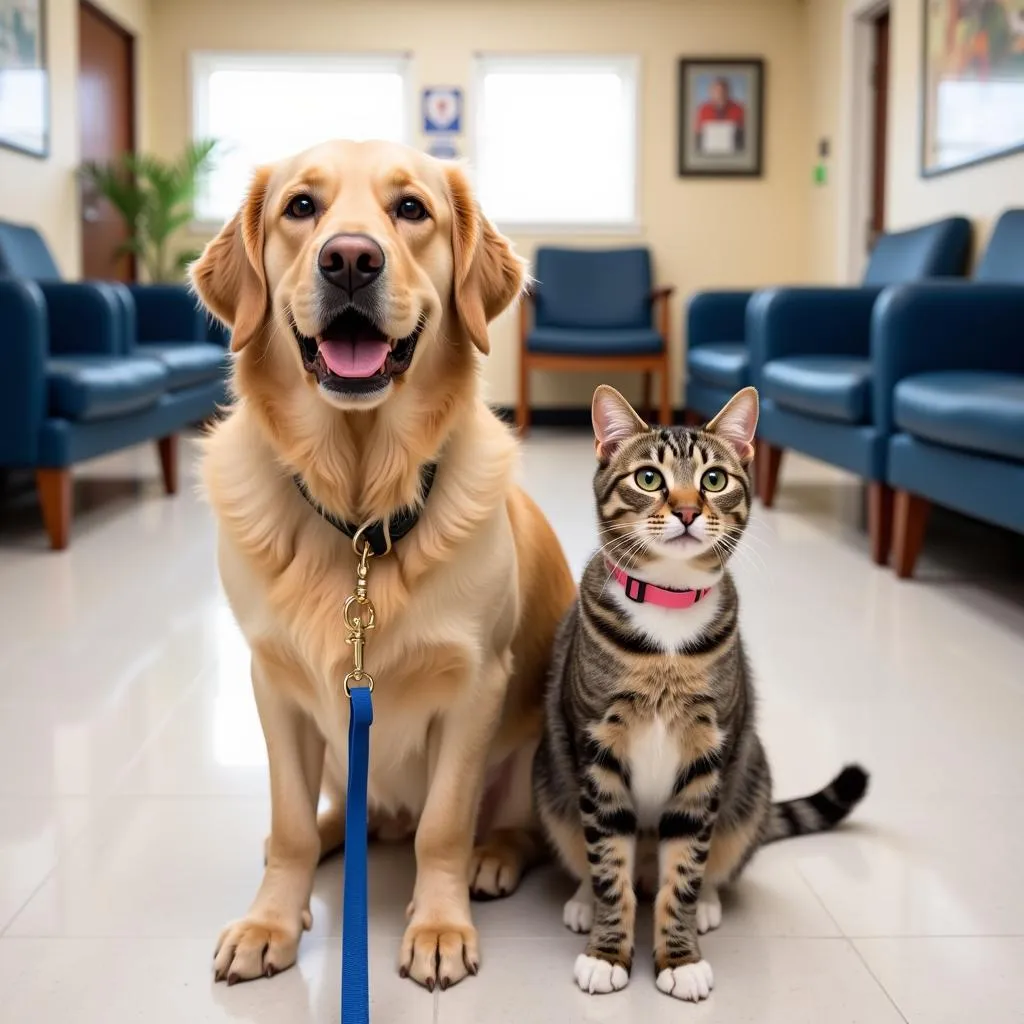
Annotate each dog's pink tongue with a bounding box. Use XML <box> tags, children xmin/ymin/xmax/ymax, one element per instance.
<box><xmin>318</xmin><ymin>339</ymin><xmax>390</xmax><ymax>378</ymax></box>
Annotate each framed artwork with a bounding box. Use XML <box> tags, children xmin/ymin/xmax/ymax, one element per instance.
<box><xmin>678</xmin><ymin>58</ymin><xmax>764</xmax><ymax>177</ymax></box>
<box><xmin>922</xmin><ymin>0</ymin><xmax>1024</xmax><ymax>177</ymax></box>
<box><xmin>0</xmin><ymin>0</ymin><xmax>48</xmax><ymax>157</ymax></box>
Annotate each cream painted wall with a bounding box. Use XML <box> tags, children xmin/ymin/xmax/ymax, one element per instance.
<box><xmin>148</xmin><ymin>0</ymin><xmax>814</xmax><ymax>409</ymax></box>
<box><xmin>0</xmin><ymin>0</ymin><xmax>148</xmax><ymax>277</ymax></box>
<box><xmin>806</xmin><ymin>0</ymin><xmax>844</xmax><ymax>282</ymax></box>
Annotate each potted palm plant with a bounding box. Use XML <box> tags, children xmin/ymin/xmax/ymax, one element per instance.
<box><xmin>79</xmin><ymin>139</ymin><xmax>219</xmax><ymax>283</ymax></box>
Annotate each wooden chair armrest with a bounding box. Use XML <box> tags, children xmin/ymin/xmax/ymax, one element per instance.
<box><xmin>650</xmin><ymin>285</ymin><xmax>676</xmax><ymax>302</ymax></box>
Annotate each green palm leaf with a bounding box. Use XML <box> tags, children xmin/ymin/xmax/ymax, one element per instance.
<box><xmin>78</xmin><ymin>138</ymin><xmax>220</xmax><ymax>282</ymax></box>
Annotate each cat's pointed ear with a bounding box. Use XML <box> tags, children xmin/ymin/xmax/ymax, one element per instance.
<box><xmin>707</xmin><ymin>387</ymin><xmax>759</xmax><ymax>465</ymax></box>
<box><xmin>592</xmin><ymin>385</ymin><xmax>648</xmax><ymax>462</ymax></box>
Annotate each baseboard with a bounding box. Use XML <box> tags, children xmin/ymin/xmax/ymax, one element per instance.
<box><xmin>491</xmin><ymin>406</ymin><xmax>686</xmax><ymax>428</ymax></box>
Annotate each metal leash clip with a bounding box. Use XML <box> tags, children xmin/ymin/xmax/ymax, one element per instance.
<box><xmin>343</xmin><ymin>523</ymin><xmax>385</xmax><ymax>697</ymax></box>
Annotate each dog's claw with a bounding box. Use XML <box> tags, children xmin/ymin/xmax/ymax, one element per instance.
<box><xmin>227</xmin><ymin>973</ymin><xmax>240</xmax><ymax>987</ymax></box>
<box><xmin>399</xmin><ymin>965</ymin><xmax>409</xmax><ymax>980</ymax></box>
<box><xmin>426</xmin><ymin>977</ymin><xmax>436</xmax><ymax>993</ymax></box>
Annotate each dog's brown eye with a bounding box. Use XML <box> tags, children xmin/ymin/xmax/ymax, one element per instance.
<box><xmin>285</xmin><ymin>195</ymin><xmax>316</xmax><ymax>219</ymax></box>
<box><xmin>396</xmin><ymin>197</ymin><xmax>427</xmax><ymax>221</ymax></box>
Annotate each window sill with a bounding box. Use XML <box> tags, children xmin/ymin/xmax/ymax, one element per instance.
<box><xmin>494</xmin><ymin>221</ymin><xmax>644</xmax><ymax>238</ymax></box>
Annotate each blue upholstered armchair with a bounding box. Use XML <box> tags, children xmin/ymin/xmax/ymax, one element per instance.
<box><xmin>684</xmin><ymin>217</ymin><xmax>973</xmax><ymax>424</ymax></box>
<box><xmin>746</xmin><ymin>215</ymin><xmax>972</xmax><ymax>563</ymax></box>
<box><xmin>0</xmin><ymin>220</ymin><xmax>228</xmax><ymax>549</ymax></box>
<box><xmin>518</xmin><ymin>247</ymin><xmax>674</xmax><ymax>432</ymax></box>
<box><xmin>872</xmin><ymin>209</ymin><xmax>1024</xmax><ymax>577</ymax></box>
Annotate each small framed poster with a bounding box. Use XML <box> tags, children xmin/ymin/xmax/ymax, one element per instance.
<box><xmin>423</xmin><ymin>87</ymin><xmax>462</xmax><ymax>135</ymax></box>
<box><xmin>678</xmin><ymin>58</ymin><xmax>764</xmax><ymax>178</ymax></box>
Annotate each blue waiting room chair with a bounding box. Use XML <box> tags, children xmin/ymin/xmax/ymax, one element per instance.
<box><xmin>684</xmin><ymin>216</ymin><xmax>972</xmax><ymax>428</ymax></box>
<box><xmin>518</xmin><ymin>247</ymin><xmax>674</xmax><ymax>431</ymax></box>
<box><xmin>871</xmin><ymin>209</ymin><xmax>1024</xmax><ymax>576</ymax></box>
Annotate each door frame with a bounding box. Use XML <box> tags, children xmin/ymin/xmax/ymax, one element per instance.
<box><xmin>78</xmin><ymin>0</ymin><xmax>137</xmax><ymax>278</ymax></box>
<box><xmin>837</xmin><ymin>0</ymin><xmax>891</xmax><ymax>283</ymax></box>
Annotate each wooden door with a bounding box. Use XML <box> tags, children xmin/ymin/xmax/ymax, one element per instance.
<box><xmin>78</xmin><ymin>1</ymin><xmax>135</xmax><ymax>281</ymax></box>
<box><xmin>868</xmin><ymin>10</ymin><xmax>890</xmax><ymax>253</ymax></box>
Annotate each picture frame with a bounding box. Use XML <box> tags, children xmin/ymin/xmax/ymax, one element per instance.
<box><xmin>0</xmin><ymin>0</ymin><xmax>49</xmax><ymax>158</ymax></box>
<box><xmin>921</xmin><ymin>0</ymin><xmax>1024</xmax><ymax>178</ymax></box>
<box><xmin>678</xmin><ymin>57</ymin><xmax>764</xmax><ymax>178</ymax></box>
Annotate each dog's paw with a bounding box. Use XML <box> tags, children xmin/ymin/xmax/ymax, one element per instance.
<box><xmin>562</xmin><ymin>884</ymin><xmax>593</xmax><ymax>933</ymax></box>
<box><xmin>696</xmin><ymin>886</ymin><xmax>722</xmax><ymax>934</ymax></box>
<box><xmin>574</xmin><ymin>953</ymin><xmax>629</xmax><ymax>995</ymax></box>
<box><xmin>469</xmin><ymin>840</ymin><xmax>525</xmax><ymax>899</ymax></box>
<box><xmin>656</xmin><ymin>960</ymin><xmax>714</xmax><ymax>1002</ymax></box>
<box><xmin>213</xmin><ymin>913</ymin><xmax>308</xmax><ymax>984</ymax></box>
<box><xmin>400</xmin><ymin>919</ymin><xmax>480</xmax><ymax>991</ymax></box>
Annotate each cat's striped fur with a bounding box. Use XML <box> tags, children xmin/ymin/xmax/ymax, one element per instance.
<box><xmin>533</xmin><ymin>385</ymin><xmax>868</xmax><ymax>1001</ymax></box>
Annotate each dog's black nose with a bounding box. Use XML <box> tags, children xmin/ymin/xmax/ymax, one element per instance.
<box><xmin>318</xmin><ymin>234</ymin><xmax>385</xmax><ymax>293</ymax></box>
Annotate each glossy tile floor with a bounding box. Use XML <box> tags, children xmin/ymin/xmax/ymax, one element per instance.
<box><xmin>1</xmin><ymin>432</ymin><xmax>1023</xmax><ymax>1023</ymax></box>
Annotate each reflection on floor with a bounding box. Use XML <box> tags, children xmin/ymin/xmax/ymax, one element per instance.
<box><xmin>0</xmin><ymin>433</ymin><xmax>1022</xmax><ymax>1022</ymax></box>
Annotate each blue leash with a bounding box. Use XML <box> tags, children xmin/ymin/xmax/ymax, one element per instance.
<box><xmin>342</xmin><ymin>684</ymin><xmax>374</xmax><ymax>1024</ymax></box>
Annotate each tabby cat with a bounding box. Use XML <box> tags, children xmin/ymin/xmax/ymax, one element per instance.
<box><xmin>533</xmin><ymin>385</ymin><xmax>868</xmax><ymax>1002</ymax></box>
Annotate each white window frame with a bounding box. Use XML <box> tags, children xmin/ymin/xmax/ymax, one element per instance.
<box><xmin>190</xmin><ymin>51</ymin><xmax>414</xmax><ymax>229</ymax></box>
<box><xmin>471</xmin><ymin>53</ymin><xmax>642</xmax><ymax>235</ymax></box>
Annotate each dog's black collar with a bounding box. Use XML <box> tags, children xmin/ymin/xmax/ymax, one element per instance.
<box><xmin>293</xmin><ymin>463</ymin><xmax>438</xmax><ymax>557</ymax></box>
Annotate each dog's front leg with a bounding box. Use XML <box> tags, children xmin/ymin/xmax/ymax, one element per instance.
<box><xmin>214</xmin><ymin>653</ymin><xmax>324</xmax><ymax>983</ymax></box>
<box><xmin>400</xmin><ymin>652</ymin><xmax>509</xmax><ymax>990</ymax></box>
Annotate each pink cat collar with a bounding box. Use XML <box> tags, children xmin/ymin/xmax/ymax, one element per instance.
<box><xmin>606</xmin><ymin>560</ymin><xmax>713</xmax><ymax>610</ymax></box>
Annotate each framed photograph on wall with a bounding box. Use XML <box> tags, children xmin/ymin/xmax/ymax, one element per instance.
<box><xmin>678</xmin><ymin>57</ymin><xmax>764</xmax><ymax>177</ymax></box>
<box><xmin>0</xmin><ymin>0</ymin><xmax>48</xmax><ymax>157</ymax></box>
<box><xmin>922</xmin><ymin>0</ymin><xmax>1024</xmax><ymax>177</ymax></box>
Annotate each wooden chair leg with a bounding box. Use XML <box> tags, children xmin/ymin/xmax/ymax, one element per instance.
<box><xmin>892</xmin><ymin>490</ymin><xmax>931</xmax><ymax>579</ymax></box>
<box><xmin>658</xmin><ymin>363</ymin><xmax>671</xmax><ymax>427</ymax></box>
<box><xmin>36</xmin><ymin>468</ymin><xmax>72</xmax><ymax>551</ymax></box>
<box><xmin>757</xmin><ymin>441</ymin><xmax>784</xmax><ymax>507</ymax></box>
<box><xmin>642</xmin><ymin>371</ymin><xmax>653</xmax><ymax>423</ymax></box>
<box><xmin>867</xmin><ymin>482</ymin><xmax>894</xmax><ymax>566</ymax></box>
<box><xmin>158</xmin><ymin>434</ymin><xmax>179</xmax><ymax>495</ymax></box>
<box><xmin>516</xmin><ymin>353</ymin><xmax>530</xmax><ymax>436</ymax></box>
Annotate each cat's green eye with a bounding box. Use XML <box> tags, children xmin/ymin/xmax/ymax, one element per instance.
<box><xmin>701</xmin><ymin>468</ymin><xmax>728</xmax><ymax>492</ymax></box>
<box><xmin>634</xmin><ymin>468</ymin><xmax>664</xmax><ymax>492</ymax></box>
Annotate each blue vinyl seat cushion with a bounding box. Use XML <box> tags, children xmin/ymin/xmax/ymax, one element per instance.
<box><xmin>47</xmin><ymin>355</ymin><xmax>168</xmax><ymax>422</ymax></box>
<box><xmin>894</xmin><ymin>371</ymin><xmax>1024</xmax><ymax>463</ymax></box>
<box><xmin>761</xmin><ymin>356</ymin><xmax>873</xmax><ymax>424</ymax></box>
<box><xmin>137</xmin><ymin>342</ymin><xmax>228</xmax><ymax>390</ymax></box>
<box><xmin>687</xmin><ymin>342</ymin><xmax>748</xmax><ymax>388</ymax></box>
<box><xmin>527</xmin><ymin>327</ymin><xmax>664</xmax><ymax>356</ymax></box>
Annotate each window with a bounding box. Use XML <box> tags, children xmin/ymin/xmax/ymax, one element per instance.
<box><xmin>191</xmin><ymin>53</ymin><xmax>410</xmax><ymax>224</ymax></box>
<box><xmin>473</xmin><ymin>55</ymin><xmax>639</xmax><ymax>231</ymax></box>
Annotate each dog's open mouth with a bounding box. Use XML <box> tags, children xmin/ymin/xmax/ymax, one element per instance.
<box><xmin>291</xmin><ymin>308</ymin><xmax>424</xmax><ymax>396</ymax></box>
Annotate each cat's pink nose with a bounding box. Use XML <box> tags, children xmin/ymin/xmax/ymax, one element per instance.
<box><xmin>676</xmin><ymin>506</ymin><xmax>701</xmax><ymax>527</ymax></box>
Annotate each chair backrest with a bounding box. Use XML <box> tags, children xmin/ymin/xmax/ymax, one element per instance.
<box><xmin>976</xmin><ymin>209</ymin><xmax>1024</xmax><ymax>283</ymax></box>
<box><xmin>0</xmin><ymin>221</ymin><xmax>63</xmax><ymax>281</ymax></box>
<box><xmin>533</xmin><ymin>247</ymin><xmax>652</xmax><ymax>329</ymax></box>
<box><xmin>862</xmin><ymin>216</ymin><xmax>971</xmax><ymax>286</ymax></box>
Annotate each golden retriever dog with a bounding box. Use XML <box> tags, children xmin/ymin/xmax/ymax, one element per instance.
<box><xmin>190</xmin><ymin>139</ymin><xmax>574</xmax><ymax>991</ymax></box>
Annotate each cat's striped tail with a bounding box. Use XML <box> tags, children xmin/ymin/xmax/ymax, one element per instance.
<box><xmin>763</xmin><ymin>764</ymin><xmax>869</xmax><ymax>844</ymax></box>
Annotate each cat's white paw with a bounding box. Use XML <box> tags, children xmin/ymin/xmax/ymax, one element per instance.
<box><xmin>696</xmin><ymin>886</ymin><xmax>722</xmax><ymax>934</ymax></box>
<box><xmin>574</xmin><ymin>953</ymin><xmax>629</xmax><ymax>995</ymax></box>
<box><xmin>563</xmin><ymin>883</ymin><xmax>593</xmax><ymax>933</ymax></box>
<box><xmin>656</xmin><ymin>959</ymin><xmax>714</xmax><ymax>1002</ymax></box>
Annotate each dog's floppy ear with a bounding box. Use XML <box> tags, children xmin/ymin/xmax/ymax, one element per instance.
<box><xmin>190</xmin><ymin>167</ymin><xmax>271</xmax><ymax>353</ymax></box>
<box><xmin>445</xmin><ymin>164</ymin><xmax>525</xmax><ymax>354</ymax></box>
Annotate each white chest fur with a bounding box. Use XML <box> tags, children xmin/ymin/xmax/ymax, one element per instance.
<box><xmin>628</xmin><ymin>717</ymin><xmax>680</xmax><ymax>828</ymax></box>
<box><xmin>609</xmin><ymin>578</ymin><xmax>723</xmax><ymax>652</ymax></box>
